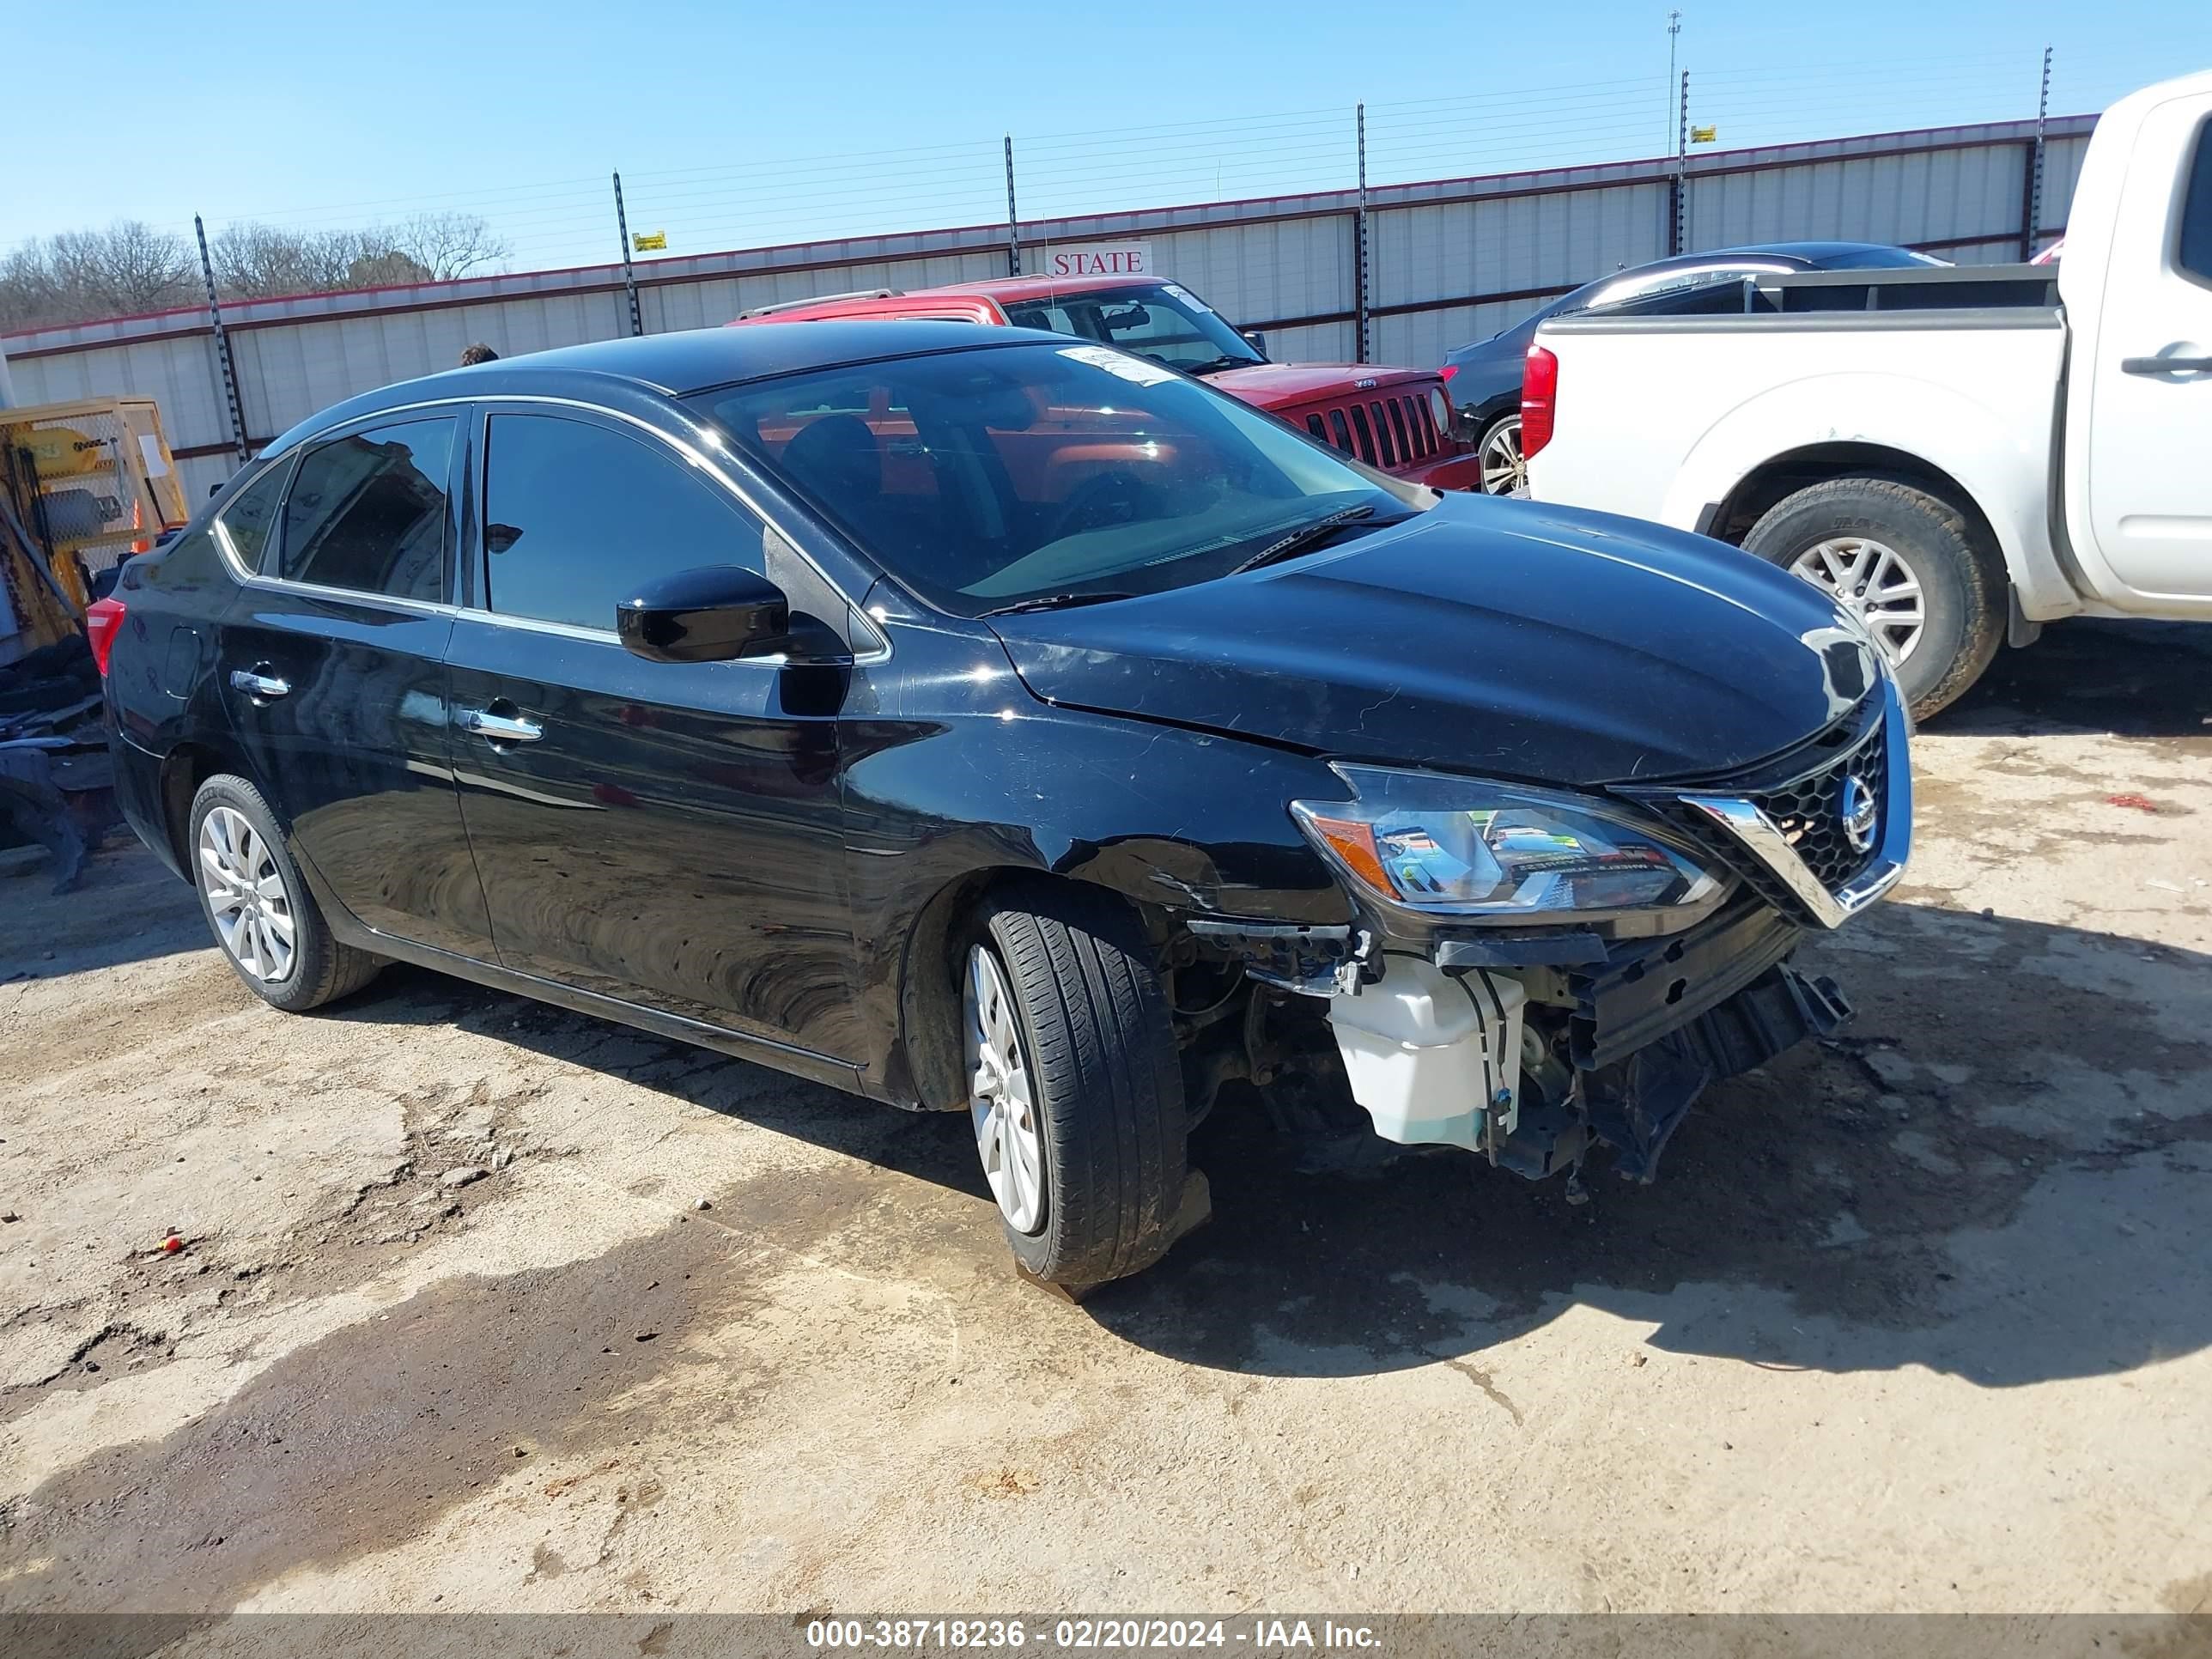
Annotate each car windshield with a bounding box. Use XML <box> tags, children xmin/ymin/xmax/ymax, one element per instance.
<box><xmin>1000</xmin><ymin>282</ymin><xmax>1264</xmax><ymax>374</ymax></box>
<box><xmin>694</xmin><ymin>341</ymin><xmax>1415</xmax><ymax>617</ymax></box>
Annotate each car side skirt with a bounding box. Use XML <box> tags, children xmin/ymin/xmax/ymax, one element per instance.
<box><xmin>308</xmin><ymin>868</ymin><xmax>866</xmax><ymax>1097</ymax></box>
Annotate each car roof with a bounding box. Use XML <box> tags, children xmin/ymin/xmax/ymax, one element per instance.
<box><xmin>922</xmin><ymin>273</ymin><xmax>1164</xmax><ymax>301</ymax></box>
<box><xmin>262</xmin><ymin>321</ymin><xmax>1022</xmax><ymax>453</ymax></box>
<box><xmin>1594</xmin><ymin>241</ymin><xmax>1911</xmax><ymax>282</ymax></box>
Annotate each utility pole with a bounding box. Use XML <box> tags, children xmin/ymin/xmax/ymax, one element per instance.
<box><xmin>1004</xmin><ymin>137</ymin><xmax>1022</xmax><ymax>276</ymax></box>
<box><xmin>1355</xmin><ymin>102</ymin><xmax>1370</xmax><ymax>364</ymax></box>
<box><xmin>1666</xmin><ymin>10</ymin><xmax>1682</xmax><ymax>155</ymax></box>
<box><xmin>1673</xmin><ymin>70</ymin><xmax>1691</xmax><ymax>255</ymax></box>
<box><xmin>2027</xmin><ymin>46</ymin><xmax>2053</xmax><ymax>259</ymax></box>
<box><xmin>611</xmin><ymin>173</ymin><xmax>644</xmax><ymax>337</ymax></box>
<box><xmin>193</xmin><ymin>215</ymin><xmax>250</xmax><ymax>465</ymax></box>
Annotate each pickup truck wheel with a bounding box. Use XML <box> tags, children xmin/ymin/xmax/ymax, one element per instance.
<box><xmin>189</xmin><ymin>775</ymin><xmax>382</xmax><ymax>1013</ymax></box>
<box><xmin>963</xmin><ymin>886</ymin><xmax>1188</xmax><ymax>1288</ymax></box>
<box><xmin>1741</xmin><ymin>478</ymin><xmax>2003</xmax><ymax>719</ymax></box>
<box><xmin>1478</xmin><ymin>414</ymin><xmax>1526</xmax><ymax>495</ymax></box>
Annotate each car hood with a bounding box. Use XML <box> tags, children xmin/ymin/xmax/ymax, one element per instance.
<box><xmin>986</xmin><ymin>494</ymin><xmax>1878</xmax><ymax>788</ymax></box>
<box><xmin>1205</xmin><ymin>362</ymin><xmax>1441</xmax><ymax>409</ymax></box>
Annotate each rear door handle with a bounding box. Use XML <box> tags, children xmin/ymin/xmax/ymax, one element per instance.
<box><xmin>458</xmin><ymin>706</ymin><xmax>544</xmax><ymax>744</ymax></box>
<box><xmin>229</xmin><ymin>667</ymin><xmax>291</xmax><ymax>700</ymax></box>
<box><xmin>2121</xmin><ymin>356</ymin><xmax>2212</xmax><ymax>374</ymax></box>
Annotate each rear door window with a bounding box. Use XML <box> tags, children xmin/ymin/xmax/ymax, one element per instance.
<box><xmin>480</xmin><ymin>413</ymin><xmax>764</xmax><ymax>633</ymax></box>
<box><xmin>279</xmin><ymin>418</ymin><xmax>455</xmax><ymax>602</ymax></box>
<box><xmin>2180</xmin><ymin>118</ymin><xmax>2212</xmax><ymax>283</ymax></box>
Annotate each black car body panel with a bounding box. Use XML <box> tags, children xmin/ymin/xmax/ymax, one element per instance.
<box><xmin>101</xmin><ymin>320</ymin><xmax>1899</xmax><ymax>1205</ymax></box>
<box><xmin>987</xmin><ymin>492</ymin><xmax>1874</xmax><ymax>787</ymax></box>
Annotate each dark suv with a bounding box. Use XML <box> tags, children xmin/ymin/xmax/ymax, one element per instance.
<box><xmin>94</xmin><ymin>321</ymin><xmax>1909</xmax><ymax>1289</ymax></box>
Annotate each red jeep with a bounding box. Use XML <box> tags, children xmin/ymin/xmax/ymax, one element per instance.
<box><xmin>729</xmin><ymin>275</ymin><xmax>1485</xmax><ymax>492</ymax></box>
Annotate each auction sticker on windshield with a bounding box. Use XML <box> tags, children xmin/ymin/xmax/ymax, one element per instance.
<box><xmin>1058</xmin><ymin>345</ymin><xmax>1178</xmax><ymax>386</ymax></box>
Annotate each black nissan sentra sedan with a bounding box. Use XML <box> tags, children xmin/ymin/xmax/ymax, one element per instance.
<box><xmin>91</xmin><ymin>320</ymin><xmax>1909</xmax><ymax>1288</ymax></box>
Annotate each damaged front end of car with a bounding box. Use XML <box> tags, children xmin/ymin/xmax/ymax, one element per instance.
<box><xmin>1180</xmin><ymin>675</ymin><xmax>1911</xmax><ymax>1188</ymax></box>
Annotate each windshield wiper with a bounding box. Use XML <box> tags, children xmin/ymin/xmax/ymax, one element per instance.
<box><xmin>1229</xmin><ymin>505</ymin><xmax>1380</xmax><ymax>575</ymax></box>
<box><xmin>1181</xmin><ymin>354</ymin><xmax>1259</xmax><ymax>378</ymax></box>
<box><xmin>978</xmin><ymin>590</ymin><xmax>1138</xmax><ymax>617</ymax></box>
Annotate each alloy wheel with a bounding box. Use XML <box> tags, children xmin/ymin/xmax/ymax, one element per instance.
<box><xmin>1480</xmin><ymin>416</ymin><xmax>1527</xmax><ymax>495</ymax></box>
<box><xmin>198</xmin><ymin>805</ymin><xmax>296</xmax><ymax>983</ymax></box>
<box><xmin>964</xmin><ymin>944</ymin><xmax>1045</xmax><ymax>1233</ymax></box>
<box><xmin>1789</xmin><ymin>537</ymin><xmax>1926</xmax><ymax>666</ymax></box>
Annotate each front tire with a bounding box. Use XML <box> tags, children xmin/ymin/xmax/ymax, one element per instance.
<box><xmin>1741</xmin><ymin>477</ymin><xmax>2004</xmax><ymax>720</ymax></box>
<box><xmin>189</xmin><ymin>775</ymin><xmax>381</xmax><ymax>1012</ymax></box>
<box><xmin>963</xmin><ymin>885</ymin><xmax>1188</xmax><ymax>1288</ymax></box>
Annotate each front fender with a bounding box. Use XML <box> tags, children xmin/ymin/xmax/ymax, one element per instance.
<box><xmin>1662</xmin><ymin>368</ymin><xmax>2079</xmax><ymax>620</ymax></box>
<box><xmin>840</xmin><ymin>617</ymin><xmax>1353</xmax><ymax>1107</ymax></box>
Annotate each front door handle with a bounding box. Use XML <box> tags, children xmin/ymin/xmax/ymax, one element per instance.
<box><xmin>2121</xmin><ymin>355</ymin><xmax>2212</xmax><ymax>374</ymax></box>
<box><xmin>229</xmin><ymin>667</ymin><xmax>291</xmax><ymax>700</ymax></box>
<box><xmin>458</xmin><ymin>706</ymin><xmax>544</xmax><ymax>744</ymax></box>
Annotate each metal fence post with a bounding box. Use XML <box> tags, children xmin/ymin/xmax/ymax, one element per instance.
<box><xmin>2025</xmin><ymin>46</ymin><xmax>2053</xmax><ymax>259</ymax></box>
<box><xmin>192</xmin><ymin>216</ymin><xmax>250</xmax><ymax>466</ymax></box>
<box><xmin>1354</xmin><ymin>103</ymin><xmax>1370</xmax><ymax>364</ymax></box>
<box><xmin>611</xmin><ymin>173</ymin><xmax>645</xmax><ymax>337</ymax></box>
<box><xmin>1671</xmin><ymin>71</ymin><xmax>1690</xmax><ymax>256</ymax></box>
<box><xmin>1004</xmin><ymin>137</ymin><xmax>1022</xmax><ymax>276</ymax></box>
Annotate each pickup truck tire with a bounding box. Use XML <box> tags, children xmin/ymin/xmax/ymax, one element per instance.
<box><xmin>188</xmin><ymin>775</ymin><xmax>383</xmax><ymax>1013</ymax></box>
<box><xmin>963</xmin><ymin>885</ymin><xmax>1188</xmax><ymax>1288</ymax></box>
<box><xmin>1741</xmin><ymin>478</ymin><xmax>2003</xmax><ymax>719</ymax></box>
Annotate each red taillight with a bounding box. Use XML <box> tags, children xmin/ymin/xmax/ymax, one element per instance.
<box><xmin>1521</xmin><ymin>344</ymin><xmax>1559</xmax><ymax>461</ymax></box>
<box><xmin>1437</xmin><ymin>362</ymin><xmax>1457</xmax><ymax>382</ymax></box>
<box><xmin>85</xmin><ymin>596</ymin><xmax>126</xmax><ymax>677</ymax></box>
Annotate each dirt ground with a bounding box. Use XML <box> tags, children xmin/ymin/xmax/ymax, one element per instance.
<box><xmin>1</xmin><ymin>619</ymin><xmax>2209</xmax><ymax>1620</ymax></box>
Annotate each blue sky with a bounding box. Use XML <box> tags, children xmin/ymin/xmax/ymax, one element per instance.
<box><xmin>8</xmin><ymin>0</ymin><xmax>2209</xmax><ymax>274</ymax></box>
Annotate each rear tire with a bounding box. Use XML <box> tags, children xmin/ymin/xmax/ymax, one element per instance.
<box><xmin>189</xmin><ymin>775</ymin><xmax>382</xmax><ymax>1012</ymax></box>
<box><xmin>963</xmin><ymin>884</ymin><xmax>1188</xmax><ymax>1288</ymax></box>
<box><xmin>1741</xmin><ymin>477</ymin><xmax>2004</xmax><ymax>720</ymax></box>
<box><xmin>1477</xmin><ymin>413</ymin><xmax>1526</xmax><ymax>495</ymax></box>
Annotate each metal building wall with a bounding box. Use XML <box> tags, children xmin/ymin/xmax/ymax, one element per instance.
<box><xmin>2</xmin><ymin>112</ymin><xmax>2100</xmax><ymax>508</ymax></box>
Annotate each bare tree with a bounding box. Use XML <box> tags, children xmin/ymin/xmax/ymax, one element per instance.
<box><xmin>212</xmin><ymin>223</ymin><xmax>379</xmax><ymax>300</ymax></box>
<box><xmin>345</xmin><ymin>249</ymin><xmax>434</xmax><ymax>287</ymax></box>
<box><xmin>0</xmin><ymin>242</ymin><xmax>62</xmax><ymax>331</ymax></box>
<box><xmin>3</xmin><ymin>221</ymin><xmax>197</xmax><ymax>325</ymax></box>
<box><xmin>3</xmin><ymin>210</ymin><xmax>506</xmax><ymax>329</ymax></box>
<box><xmin>384</xmin><ymin>212</ymin><xmax>507</xmax><ymax>281</ymax></box>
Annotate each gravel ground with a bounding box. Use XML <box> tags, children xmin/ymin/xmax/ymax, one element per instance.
<box><xmin>0</xmin><ymin>619</ymin><xmax>2208</xmax><ymax>1619</ymax></box>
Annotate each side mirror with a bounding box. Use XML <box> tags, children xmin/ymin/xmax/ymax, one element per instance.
<box><xmin>617</xmin><ymin>565</ymin><xmax>790</xmax><ymax>664</ymax></box>
<box><xmin>1241</xmin><ymin>330</ymin><xmax>1267</xmax><ymax>360</ymax></box>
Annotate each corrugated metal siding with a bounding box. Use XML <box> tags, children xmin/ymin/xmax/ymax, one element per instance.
<box><xmin>2</xmin><ymin>113</ymin><xmax>2100</xmax><ymax>486</ymax></box>
<box><xmin>1688</xmin><ymin>137</ymin><xmax>2032</xmax><ymax>253</ymax></box>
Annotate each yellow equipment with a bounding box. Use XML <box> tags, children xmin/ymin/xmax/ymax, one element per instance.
<box><xmin>2</xmin><ymin>396</ymin><xmax>189</xmax><ymax>648</ymax></box>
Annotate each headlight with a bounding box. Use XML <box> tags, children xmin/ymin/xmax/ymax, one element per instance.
<box><xmin>1291</xmin><ymin>764</ymin><xmax>1727</xmax><ymax>930</ymax></box>
<box><xmin>1427</xmin><ymin>387</ymin><xmax>1453</xmax><ymax>440</ymax></box>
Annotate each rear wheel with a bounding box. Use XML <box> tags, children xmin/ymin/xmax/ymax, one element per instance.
<box><xmin>189</xmin><ymin>775</ymin><xmax>381</xmax><ymax>1012</ymax></box>
<box><xmin>963</xmin><ymin>885</ymin><xmax>1189</xmax><ymax>1288</ymax></box>
<box><xmin>1477</xmin><ymin>414</ymin><xmax>1526</xmax><ymax>495</ymax></box>
<box><xmin>1741</xmin><ymin>477</ymin><xmax>2004</xmax><ymax>719</ymax></box>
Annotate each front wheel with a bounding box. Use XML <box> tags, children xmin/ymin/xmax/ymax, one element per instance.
<box><xmin>1741</xmin><ymin>477</ymin><xmax>2004</xmax><ymax>720</ymax></box>
<box><xmin>1477</xmin><ymin>414</ymin><xmax>1526</xmax><ymax>495</ymax></box>
<box><xmin>963</xmin><ymin>885</ymin><xmax>1189</xmax><ymax>1288</ymax></box>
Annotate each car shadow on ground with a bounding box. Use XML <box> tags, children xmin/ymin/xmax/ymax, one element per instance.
<box><xmin>331</xmin><ymin>891</ymin><xmax>2212</xmax><ymax>1395</ymax></box>
<box><xmin>1937</xmin><ymin>617</ymin><xmax>2212</xmax><ymax>743</ymax></box>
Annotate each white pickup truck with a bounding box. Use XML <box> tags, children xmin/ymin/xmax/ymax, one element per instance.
<box><xmin>1525</xmin><ymin>69</ymin><xmax>2212</xmax><ymax>715</ymax></box>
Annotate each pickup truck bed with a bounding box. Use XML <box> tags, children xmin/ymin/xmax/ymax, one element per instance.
<box><xmin>1526</xmin><ymin>69</ymin><xmax>2212</xmax><ymax>719</ymax></box>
